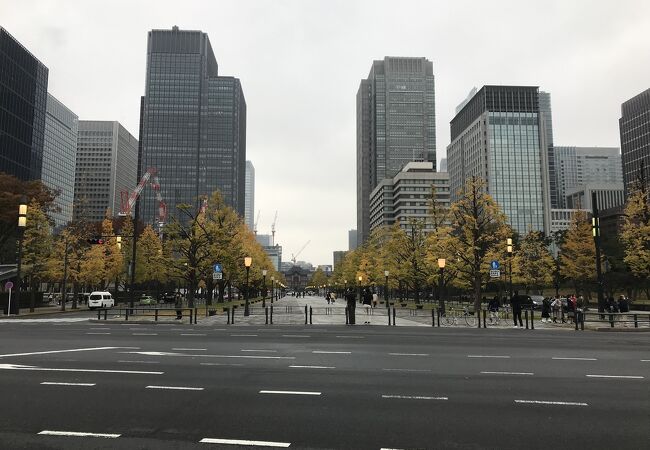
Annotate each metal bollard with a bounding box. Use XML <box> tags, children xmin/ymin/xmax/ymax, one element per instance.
<box><xmin>309</xmin><ymin>307</ymin><xmax>313</xmax><ymax>325</ymax></box>
<box><xmin>226</xmin><ymin>307</ymin><xmax>230</xmax><ymax>325</ymax></box>
<box><xmin>432</xmin><ymin>308</ymin><xmax>435</xmax><ymax>327</ymax></box>
<box><xmin>155</xmin><ymin>309</ymin><xmax>158</xmax><ymax>322</ymax></box>
<box><xmin>265</xmin><ymin>307</ymin><xmax>269</xmax><ymax>325</ymax></box>
<box><xmin>345</xmin><ymin>307</ymin><xmax>349</xmax><ymax>325</ymax></box>
<box><xmin>482</xmin><ymin>309</ymin><xmax>487</xmax><ymax>328</ymax></box>
<box><xmin>525</xmin><ymin>310</ymin><xmax>529</xmax><ymax>329</ymax></box>
<box><xmin>232</xmin><ymin>307</ymin><xmax>235</xmax><ymax>325</ymax></box>
<box><xmin>125</xmin><ymin>308</ymin><xmax>129</xmax><ymax>321</ymax></box>
<box><xmin>609</xmin><ymin>314</ymin><xmax>614</xmax><ymax>328</ymax></box>
<box><xmin>437</xmin><ymin>309</ymin><xmax>441</xmax><ymax>327</ymax></box>
<box><xmin>388</xmin><ymin>307</ymin><xmax>391</xmax><ymax>326</ymax></box>
<box><xmin>634</xmin><ymin>314</ymin><xmax>638</xmax><ymax>328</ymax></box>
<box><xmin>531</xmin><ymin>309</ymin><xmax>534</xmax><ymax>330</ymax></box>
<box><xmin>270</xmin><ymin>305</ymin><xmax>273</xmax><ymax>324</ymax></box>
<box><xmin>305</xmin><ymin>305</ymin><xmax>308</xmax><ymax>325</ymax></box>
<box><xmin>575</xmin><ymin>311</ymin><xmax>579</xmax><ymax>330</ymax></box>
<box><xmin>194</xmin><ymin>308</ymin><xmax>198</xmax><ymax>325</ymax></box>
<box><xmin>392</xmin><ymin>307</ymin><xmax>396</xmax><ymax>326</ymax></box>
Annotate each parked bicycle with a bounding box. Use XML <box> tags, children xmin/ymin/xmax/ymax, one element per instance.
<box><xmin>441</xmin><ymin>306</ymin><xmax>477</xmax><ymax>327</ymax></box>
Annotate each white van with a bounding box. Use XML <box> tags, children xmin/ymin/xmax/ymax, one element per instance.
<box><xmin>88</xmin><ymin>291</ymin><xmax>115</xmax><ymax>309</ymax></box>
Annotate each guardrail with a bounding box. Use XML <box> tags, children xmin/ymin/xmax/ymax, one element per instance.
<box><xmin>574</xmin><ymin>311</ymin><xmax>650</xmax><ymax>330</ymax></box>
<box><xmin>96</xmin><ymin>307</ymin><xmax>197</xmax><ymax>324</ymax></box>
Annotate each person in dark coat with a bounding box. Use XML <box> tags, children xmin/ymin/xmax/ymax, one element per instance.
<box><xmin>617</xmin><ymin>295</ymin><xmax>629</xmax><ymax>313</ymax></box>
<box><xmin>541</xmin><ymin>297</ymin><xmax>552</xmax><ymax>323</ymax></box>
<box><xmin>175</xmin><ymin>293</ymin><xmax>183</xmax><ymax>320</ymax></box>
<box><xmin>511</xmin><ymin>290</ymin><xmax>524</xmax><ymax>328</ymax></box>
<box><xmin>344</xmin><ymin>288</ymin><xmax>356</xmax><ymax>325</ymax></box>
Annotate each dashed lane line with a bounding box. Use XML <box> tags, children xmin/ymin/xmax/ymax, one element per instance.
<box><xmin>146</xmin><ymin>385</ymin><xmax>204</xmax><ymax>391</ymax></box>
<box><xmin>41</xmin><ymin>382</ymin><xmax>96</xmax><ymax>386</ymax></box>
<box><xmin>289</xmin><ymin>365</ymin><xmax>335</xmax><ymax>369</ymax></box>
<box><xmin>259</xmin><ymin>390</ymin><xmax>321</xmax><ymax>396</ymax></box>
<box><xmin>312</xmin><ymin>351</ymin><xmax>351</xmax><ymax>354</ymax></box>
<box><xmin>199</xmin><ymin>438</ymin><xmax>290</xmax><ymax>447</ymax></box>
<box><xmin>515</xmin><ymin>400</ymin><xmax>588</xmax><ymax>406</ymax></box>
<box><xmin>200</xmin><ymin>362</ymin><xmax>244</xmax><ymax>367</ymax></box>
<box><xmin>132</xmin><ymin>333</ymin><xmax>158</xmax><ymax>336</ymax></box>
<box><xmin>481</xmin><ymin>371</ymin><xmax>534</xmax><ymax>376</ymax></box>
<box><xmin>117</xmin><ymin>360</ymin><xmax>160</xmax><ymax>364</ymax></box>
<box><xmin>382</xmin><ymin>368</ymin><xmax>431</xmax><ymax>373</ymax></box>
<box><xmin>335</xmin><ymin>335</ymin><xmax>364</xmax><ymax>339</ymax></box>
<box><xmin>382</xmin><ymin>394</ymin><xmax>447</xmax><ymax>400</ymax></box>
<box><xmin>0</xmin><ymin>363</ymin><xmax>162</xmax><ymax>375</ymax></box>
<box><xmin>389</xmin><ymin>353</ymin><xmax>428</xmax><ymax>356</ymax></box>
<box><xmin>173</xmin><ymin>348</ymin><xmax>207</xmax><ymax>351</ymax></box>
<box><xmin>180</xmin><ymin>333</ymin><xmax>206</xmax><ymax>336</ymax></box>
<box><xmin>467</xmin><ymin>355</ymin><xmax>510</xmax><ymax>359</ymax></box>
<box><xmin>242</xmin><ymin>349</ymin><xmax>278</xmax><ymax>353</ymax></box>
<box><xmin>38</xmin><ymin>430</ymin><xmax>120</xmax><ymax>438</ymax></box>
<box><xmin>586</xmin><ymin>374</ymin><xmax>644</xmax><ymax>379</ymax></box>
<box><xmin>282</xmin><ymin>335</ymin><xmax>310</xmax><ymax>338</ymax></box>
<box><xmin>0</xmin><ymin>346</ymin><xmax>139</xmax><ymax>358</ymax></box>
<box><xmin>231</xmin><ymin>334</ymin><xmax>258</xmax><ymax>337</ymax></box>
<box><xmin>552</xmin><ymin>357</ymin><xmax>597</xmax><ymax>361</ymax></box>
<box><xmin>122</xmin><ymin>351</ymin><xmax>295</xmax><ymax>360</ymax></box>
<box><xmin>86</xmin><ymin>332</ymin><xmax>111</xmax><ymax>335</ymax></box>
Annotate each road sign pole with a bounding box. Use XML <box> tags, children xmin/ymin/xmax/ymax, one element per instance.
<box><xmin>6</xmin><ymin>288</ymin><xmax>11</xmax><ymax>316</ymax></box>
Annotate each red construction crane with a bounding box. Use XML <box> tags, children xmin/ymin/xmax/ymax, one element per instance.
<box><xmin>119</xmin><ymin>167</ymin><xmax>167</xmax><ymax>227</ymax></box>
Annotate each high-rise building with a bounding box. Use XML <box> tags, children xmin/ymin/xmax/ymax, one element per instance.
<box><xmin>566</xmin><ymin>183</ymin><xmax>625</xmax><ymax>211</ymax></box>
<box><xmin>0</xmin><ymin>27</ymin><xmax>48</xmax><ymax>181</ymax></box>
<box><xmin>619</xmin><ymin>88</ymin><xmax>650</xmax><ymax>198</ymax></box>
<box><xmin>42</xmin><ymin>94</ymin><xmax>78</xmax><ymax>228</ymax></box>
<box><xmin>369</xmin><ymin>162</ymin><xmax>450</xmax><ymax>233</ymax></box>
<box><xmin>439</xmin><ymin>158</ymin><xmax>447</xmax><ymax>172</ymax></box>
<box><xmin>245</xmin><ymin>161</ymin><xmax>255</xmax><ymax>231</ymax></box>
<box><xmin>333</xmin><ymin>250</ymin><xmax>348</xmax><ymax>271</ymax></box>
<box><xmin>447</xmin><ymin>86</ymin><xmax>550</xmax><ymax>235</ymax></box>
<box><xmin>357</xmin><ymin>57</ymin><xmax>436</xmax><ymax>244</ymax></box>
<box><xmin>73</xmin><ymin>121</ymin><xmax>138</xmax><ymax>223</ymax></box>
<box><xmin>348</xmin><ymin>229</ymin><xmax>358</xmax><ymax>251</ymax></box>
<box><xmin>553</xmin><ymin>147</ymin><xmax>623</xmax><ymax>208</ymax></box>
<box><xmin>139</xmin><ymin>27</ymin><xmax>246</xmax><ymax>227</ymax></box>
<box><xmin>538</xmin><ymin>92</ymin><xmax>557</xmax><ymax>208</ymax></box>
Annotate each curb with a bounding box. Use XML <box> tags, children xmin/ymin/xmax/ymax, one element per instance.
<box><xmin>595</xmin><ymin>327</ymin><xmax>650</xmax><ymax>332</ymax></box>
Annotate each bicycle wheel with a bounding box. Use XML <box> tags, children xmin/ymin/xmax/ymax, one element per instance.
<box><xmin>441</xmin><ymin>312</ymin><xmax>454</xmax><ymax>326</ymax></box>
<box><xmin>465</xmin><ymin>312</ymin><xmax>477</xmax><ymax>327</ymax></box>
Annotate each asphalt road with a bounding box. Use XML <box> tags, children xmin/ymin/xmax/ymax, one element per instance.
<box><xmin>0</xmin><ymin>318</ymin><xmax>648</xmax><ymax>449</ymax></box>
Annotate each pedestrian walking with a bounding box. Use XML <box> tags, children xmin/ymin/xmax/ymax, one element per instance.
<box><xmin>511</xmin><ymin>290</ymin><xmax>524</xmax><ymax>328</ymax></box>
<box><xmin>488</xmin><ymin>296</ymin><xmax>499</xmax><ymax>322</ymax></box>
<box><xmin>175</xmin><ymin>292</ymin><xmax>183</xmax><ymax>320</ymax></box>
<box><xmin>372</xmin><ymin>291</ymin><xmax>378</xmax><ymax>308</ymax></box>
<box><xmin>344</xmin><ymin>288</ymin><xmax>356</xmax><ymax>325</ymax></box>
<box><xmin>326</xmin><ymin>292</ymin><xmax>331</xmax><ymax>304</ymax></box>
<box><xmin>362</xmin><ymin>288</ymin><xmax>372</xmax><ymax>323</ymax></box>
<box><xmin>551</xmin><ymin>296</ymin><xmax>562</xmax><ymax>323</ymax></box>
<box><xmin>541</xmin><ymin>297</ymin><xmax>552</xmax><ymax>323</ymax></box>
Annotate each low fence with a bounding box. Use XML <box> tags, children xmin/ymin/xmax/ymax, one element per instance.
<box><xmin>95</xmin><ymin>306</ymin><xmax>198</xmax><ymax>324</ymax></box>
<box><xmin>575</xmin><ymin>311</ymin><xmax>650</xmax><ymax>330</ymax></box>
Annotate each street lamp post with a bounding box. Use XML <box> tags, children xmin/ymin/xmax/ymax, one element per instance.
<box><xmin>262</xmin><ymin>269</ymin><xmax>267</xmax><ymax>308</ymax></box>
<box><xmin>16</xmin><ymin>200</ymin><xmax>27</xmax><ymax>314</ymax></box>
<box><xmin>437</xmin><ymin>258</ymin><xmax>446</xmax><ymax>313</ymax></box>
<box><xmin>384</xmin><ymin>270</ymin><xmax>389</xmax><ymax>308</ymax></box>
<box><xmin>244</xmin><ymin>257</ymin><xmax>252</xmax><ymax>316</ymax></box>
<box><xmin>271</xmin><ymin>276</ymin><xmax>275</xmax><ymax>303</ymax></box>
<box><xmin>507</xmin><ymin>238</ymin><xmax>513</xmax><ymax>301</ymax></box>
<box><xmin>358</xmin><ymin>275</ymin><xmax>362</xmax><ymax>303</ymax></box>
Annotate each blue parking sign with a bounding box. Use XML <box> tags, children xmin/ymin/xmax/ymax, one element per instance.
<box><xmin>213</xmin><ymin>263</ymin><xmax>222</xmax><ymax>273</ymax></box>
<box><xmin>490</xmin><ymin>260</ymin><xmax>500</xmax><ymax>270</ymax></box>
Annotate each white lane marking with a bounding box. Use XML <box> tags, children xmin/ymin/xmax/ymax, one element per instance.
<box><xmin>117</xmin><ymin>360</ymin><xmax>160</xmax><ymax>364</ymax></box>
<box><xmin>173</xmin><ymin>348</ymin><xmax>207</xmax><ymax>351</ymax></box>
<box><xmin>481</xmin><ymin>371</ymin><xmax>534</xmax><ymax>376</ymax></box>
<box><xmin>382</xmin><ymin>394</ymin><xmax>447</xmax><ymax>400</ymax></box>
<box><xmin>0</xmin><ymin>346</ymin><xmax>136</xmax><ymax>358</ymax></box>
<box><xmin>130</xmin><ymin>328</ymin><xmax>148</xmax><ymax>330</ymax></box>
<box><xmin>181</xmin><ymin>333</ymin><xmax>206</xmax><ymax>336</ymax></box>
<box><xmin>382</xmin><ymin>368</ymin><xmax>431</xmax><ymax>373</ymax></box>
<box><xmin>0</xmin><ymin>363</ymin><xmax>162</xmax><ymax>375</ymax></box>
<box><xmin>231</xmin><ymin>334</ymin><xmax>258</xmax><ymax>337</ymax></box>
<box><xmin>282</xmin><ymin>335</ymin><xmax>310</xmax><ymax>338</ymax></box>
<box><xmin>200</xmin><ymin>362</ymin><xmax>244</xmax><ymax>367</ymax></box>
<box><xmin>0</xmin><ymin>318</ymin><xmax>88</xmax><ymax>323</ymax></box>
<box><xmin>123</xmin><ymin>351</ymin><xmax>294</xmax><ymax>360</ymax></box>
<box><xmin>41</xmin><ymin>382</ymin><xmax>96</xmax><ymax>386</ymax></box>
<box><xmin>467</xmin><ymin>355</ymin><xmax>510</xmax><ymax>359</ymax></box>
<box><xmin>552</xmin><ymin>357</ymin><xmax>597</xmax><ymax>361</ymax></box>
<box><xmin>289</xmin><ymin>365</ymin><xmax>335</xmax><ymax>369</ymax></box>
<box><xmin>89</xmin><ymin>328</ymin><xmax>111</xmax><ymax>330</ymax></box>
<box><xmin>641</xmin><ymin>360</ymin><xmax>650</xmax><ymax>362</ymax></box>
<box><xmin>259</xmin><ymin>390</ymin><xmax>321</xmax><ymax>396</ymax></box>
<box><xmin>242</xmin><ymin>349</ymin><xmax>277</xmax><ymax>353</ymax></box>
<box><xmin>132</xmin><ymin>333</ymin><xmax>157</xmax><ymax>336</ymax></box>
<box><xmin>86</xmin><ymin>332</ymin><xmax>111</xmax><ymax>335</ymax></box>
<box><xmin>336</xmin><ymin>335</ymin><xmax>364</xmax><ymax>339</ymax></box>
<box><xmin>312</xmin><ymin>351</ymin><xmax>351</xmax><ymax>354</ymax></box>
<box><xmin>586</xmin><ymin>374</ymin><xmax>644</xmax><ymax>379</ymax></box>
<box><xmin>146</xmin><ymin>385</ymin><xmax>204</xmax><ymax>391</ymax></box>
<box><xmin>200</xmin><ymin>438</ymin><xmax>290</xmax><ymax>447</ymax></box>
<box><xmin>38</xmin><ymin>430</ymin><xmax>120</xmax><ymax>438</ymax></box>
<box><xmin>515</xmin><ymin>400</ymin><xmax>588</xmax><ymax>406</ymax></box>
<box><xmin>389</xmin><ymin>353</ymin><xmax>428</xmax><ymax>356</ymax></box>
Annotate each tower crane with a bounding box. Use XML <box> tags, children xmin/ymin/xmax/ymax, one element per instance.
<box><xmin>119</xmin><ymin>167</ymin><xmax>167</xmax><ymax>229</ymax></box>
<box><xmin>253</xmin><ymin>210</ymin><xmax>261</xmax><ymax>235</ymax></box>
<box><xmin>291</xmin><ymin>240</ymin><xmax>310</xmax><ymax>265</ymax></box>
<box><xmin>271</xmin><ymin>210</ymin><xmax>278</xmax><ymax>245</ymax></box>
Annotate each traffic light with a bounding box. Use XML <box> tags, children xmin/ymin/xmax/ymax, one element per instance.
<box><xmin>87</xmin><ymin>238</ymin><xmax>105</xmax><ymax>245</ymax></box>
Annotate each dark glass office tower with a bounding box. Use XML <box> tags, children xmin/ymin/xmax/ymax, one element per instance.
<box><xmin>619</xmin><ymin>88</ymin><xmax>650</xmax><ymax>198</ymax></box>
<box><xmin>139</xmin><ymin>27</ymin><xmax>246</xmax><ymax>226</ymax></box>
<box><xmin>0</xmin><ymin>27</ymin><xmax>48</xmax><ymax>180</ymax></box>
<box><xmin>356</xmin><ymin>57</ymin><xmax>436</xmax><ymax>244</ymax></box>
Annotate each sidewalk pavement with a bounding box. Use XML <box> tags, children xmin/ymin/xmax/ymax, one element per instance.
<box><xmin>4</xmin><ymin>302</ymin><xmax>83</xmax><ymax>317</ymax></box>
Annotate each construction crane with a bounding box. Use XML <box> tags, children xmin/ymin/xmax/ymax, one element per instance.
<box><xmin>271</xmin><ymin>210</ymin><xmax>278</xmax><ymax>245</ymax></box>
<box><xmin>253</xmin><ymin>210</ymin><xmax>261</xmax><ymax>235</ymax></box>
<box><xmin>291</xmin><ymin>240</ymin><xmax>310</xmax><ymax>265</ymax></box>
<box><xmin>119</xmin><ymin>167</ymin><xmax>167</xmax><ymax>229</ymax></box>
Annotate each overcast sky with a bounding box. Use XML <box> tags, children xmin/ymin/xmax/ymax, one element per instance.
<box><xmin>2</xmin><ymin>0</ymin><xmax>649</xmax><ymax>266</ymax></box>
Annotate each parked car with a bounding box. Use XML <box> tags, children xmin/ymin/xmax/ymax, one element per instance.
<box><xmin>529</xmin><ymin>295</ymin><xmax>544</xmax><ymax>309</ymax></box>
<box><xmin>139</xmin><ymin>294</ymin><xmax>156</xmax><ymax>305</ymax></box>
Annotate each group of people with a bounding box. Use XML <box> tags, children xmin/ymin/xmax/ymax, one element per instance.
<box><xmin>341</xmin><ymin>287</ymin><xmax>379</xmax><ymax>325</ymax></box>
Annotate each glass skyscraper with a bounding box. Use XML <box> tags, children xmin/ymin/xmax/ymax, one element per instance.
<box><xmin>139</xmin><ymin>27</ymin><xmax>246</xmax><ymax>227</ymax></box>
<box><xmin>356</xmin><ymin>57</ymin><xmax>436</xmax><ymax>244</ymax></box>
<box><xmin>448</xmin><ymin>86</ymin><xmax>550</xmax><ymax>235</ymax></box>
<box><xmin>619</xmin><ymin>88</ymin><xmax>650</xmax><ymax>198</ymax></box>
<box><xmin>245</xmin><ymin>160</ymin><xmax>255</xmax><ymax>231</ymax></box>
<box><xmin>42</xmin><ymin>94</ymin><xmax>78</xmax><ymax>228</ymax></box>
<box><xmin>0</xmin><ymin>27</ymin><xmax>48</xmax><ymax>181</ymax></box>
